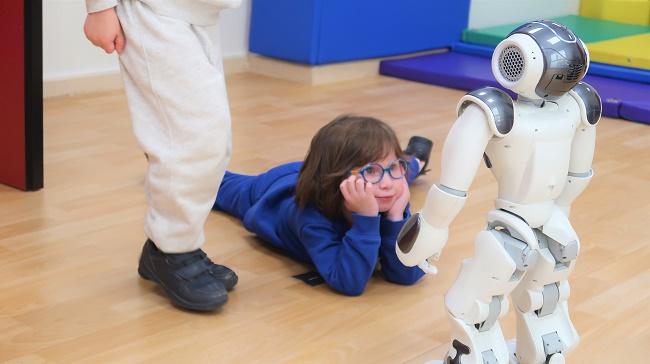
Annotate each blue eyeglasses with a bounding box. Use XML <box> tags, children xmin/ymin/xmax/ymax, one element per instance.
<box><xmin>351</xmin><ymin>159</ymin><xmax>408</xmax><ymax>184</ymax></box>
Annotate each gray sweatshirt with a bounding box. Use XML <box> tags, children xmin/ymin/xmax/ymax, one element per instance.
<box><xmin>86</xmin><ymin>0</ymin><xmax>241</xmax><ymax>25</ymax></box>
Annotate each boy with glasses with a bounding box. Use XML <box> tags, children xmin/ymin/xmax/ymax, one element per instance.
<box><xmin>213</xmin><ymin>115</ymin><xmax>433</xmax><ymax>296</ymax></box>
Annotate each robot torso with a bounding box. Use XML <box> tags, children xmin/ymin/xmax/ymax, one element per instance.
<box><xmin>486</xmin><ymin>95</ymin><xmax>581</xmax><ymax>226</ymax></box>
<box><xmin>457</xmin><ymin>84</ymin><xmax>599</xmax><ymax>228</ymax></box>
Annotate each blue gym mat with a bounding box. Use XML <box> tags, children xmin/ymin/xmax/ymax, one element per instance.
<box><xmin>379</xmin><ymin>51</ymin><xmax>650</xmax><ymax>125</ymax></box>
<box><xmin>451</xmin><ymin>42</ymin><xmax>650</xmax><ymax>85</ymax></box>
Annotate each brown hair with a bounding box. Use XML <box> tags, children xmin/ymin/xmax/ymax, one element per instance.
<box><xmin>295</xmin><ymin>115</ymin><xmax>405</xmax><ymax>219</ymax></box>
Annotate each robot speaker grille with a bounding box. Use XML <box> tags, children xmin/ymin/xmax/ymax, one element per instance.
<box><xmin>498</xmin><ymin>46</ymin><xmax>525</xmax><ymax>82</ymax></box>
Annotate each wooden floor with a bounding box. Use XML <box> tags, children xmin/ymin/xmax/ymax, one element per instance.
<box><xmin>1</xmin><ymin>73</ymin><xmax>649</xmax><ymax>363</ymax></box>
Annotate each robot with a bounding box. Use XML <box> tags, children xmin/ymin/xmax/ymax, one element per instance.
<box><xmin>396</xmin><ymin>20</ymin><xmax>601</xmax><ymax>364</ymax></box>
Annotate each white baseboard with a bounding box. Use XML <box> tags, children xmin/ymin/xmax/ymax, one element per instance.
<box><xmin>44</xmin><ymin>71</ymin><xmax>123</xmax><ymax>99</ymax></box>
<box><xmin>247</xmin><ymin>54</ymin><xmax>379</xmax><ymax>85</ymax></box>
<box><xmin>44</xmin><ymin>56</ymin><xmax>250</xmax><ymax>99</ymax></box>
<box><xmin>247</xmin><ymin>49</ymin><xmax>447</xmax><ymax>85</ymax></box>
<box><xmin>223</xmin><ymin>55</ymin><xmax>249</xmax><ymax>75</ymax></box>
<box><xmin>44</xmin><ymin>50</ymin><xmax>445</xmax><ymax>97</ymax></box>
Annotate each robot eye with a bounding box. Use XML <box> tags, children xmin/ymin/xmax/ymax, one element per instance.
<box><xmin>498</xmin><ymin>46</ymin><xmax>525</xmax><ymax>82</ymax></box>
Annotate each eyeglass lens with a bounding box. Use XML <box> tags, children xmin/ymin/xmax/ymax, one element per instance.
<box><xmin>360</xmin><ymin>159</ymin><xmax>407</xmax><ymax>183</ymax></box>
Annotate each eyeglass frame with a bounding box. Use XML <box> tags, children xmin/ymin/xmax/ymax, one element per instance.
<box><xmin>350</xmin><ymin>159</ymin><xmax>409</xmax><ymax>184</ymax></box>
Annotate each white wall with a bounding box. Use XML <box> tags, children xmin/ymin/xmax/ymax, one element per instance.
<box><xmin>44</xmin><ymin>0</ymin><xmax>578</xmax><ymax>83</ymax></box>
<box><xmin>43</xmin><ymin>0</ymin><xmax>251</xmax><ymax>82</ymax></box>
<box><xmin>468</xmin><ymin>0</ymin><xmax>580</xmax><ymax>29</ymax></box>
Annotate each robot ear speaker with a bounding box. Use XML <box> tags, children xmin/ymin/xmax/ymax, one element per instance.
<box><xmin>498</xmin><ymin>45</ymin><xmax>525</xmax><ymax>82</ymax></box>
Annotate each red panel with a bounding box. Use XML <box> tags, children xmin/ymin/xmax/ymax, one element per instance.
<box><xmin>0</xmin><ymin>2</ymin><xmax>26</xmax><ymax>189</ymax></box>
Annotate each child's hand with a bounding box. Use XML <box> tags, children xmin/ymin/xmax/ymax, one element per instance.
<box><xmin>340</xmin><ymin>176</ymin><xmax>379</xmax><ymax>217</ymax></box>
<box><xmin>84</xmin><ymin>7</ymin><xmax>125</xmax><ymax>54</ymax></box>
<box><xmin>386</xmin><ymin>178</ymin><xmax>410</xmax><ymax>221</ymax></box>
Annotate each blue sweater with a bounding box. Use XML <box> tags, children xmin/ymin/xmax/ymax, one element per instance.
<box><xmin>214</xmin><ymin>161</ymin><xmax>424</xmax><ymax>296</ymax></box>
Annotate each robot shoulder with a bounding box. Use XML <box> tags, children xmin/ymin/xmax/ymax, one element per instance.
<box><xmin>456</xmin><ymin>87</ymin><xmax>514</xmax><ymax>137</ymax></box>
<box><xmin>568</xmin><ymin>81</ymin><xmax>602</xmax><ymax>126</ymax></box>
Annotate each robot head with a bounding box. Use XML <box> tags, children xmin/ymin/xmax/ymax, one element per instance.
<box><xmin>491</xmin><ymin>20</ymin><xmax>589</xmax><ymax>100</ymax></box>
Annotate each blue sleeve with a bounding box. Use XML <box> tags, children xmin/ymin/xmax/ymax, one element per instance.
<box><xmin>378</xmin><ymin>209</ymin><xmax>425</xmax><ymax>285</ymax></box>
<box><xmin>299</xmin><ymin>214</ymin><xmax>381</xmax><ymax>296</ymax></box>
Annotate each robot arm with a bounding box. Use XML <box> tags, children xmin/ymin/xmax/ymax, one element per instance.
<box><xmin>554</xmin><ymin>126</ymin><xmax>595</xmax><ymax>216</ymax></box>
<box><xmin>556</xmin><ymin>82</ymin><xmax>601</xmax><ymax>216</ymax></box>
<box><xmin>439</xmin><ymin>105</ymin><xmax>494</xmax><ymax>191</ymax></box>
<box><xmin>396</xmin><ymin>103</ymin><xmax>494</xmax><ymax>272</ymax></box>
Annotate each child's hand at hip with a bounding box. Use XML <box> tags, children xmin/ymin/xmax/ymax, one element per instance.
<box><xmin>84</xmin><ymin>7</ymin><xmax>126</xmax><ymax>54</ymax></box>
<box><xmin>340</xmin><ymin>176</ymin><xmax>379</xmax><ymax>217</ymax></box>
<box><xmin>385</xmin><ymin>178</ymin><xmax>410</xmax><ymax>221</ymax></box>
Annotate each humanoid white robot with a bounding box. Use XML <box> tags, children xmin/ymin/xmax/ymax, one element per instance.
<box><xmin>396</xmin><ymin>20</ymin><xmax>601</xmax><ymax>364</ymax></box>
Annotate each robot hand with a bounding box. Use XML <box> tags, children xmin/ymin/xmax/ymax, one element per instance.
<box><xmin>418</xmin><ymin>258</ymin><xmax>441</xmax><ymax>275</ymax></box>
<box><xmin>395</xmin><ymin>212</ymin><xmax>449</xmax><ymax>274</ymax></box>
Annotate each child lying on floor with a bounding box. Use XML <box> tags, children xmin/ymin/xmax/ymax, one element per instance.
<box><xmin>213</xmin><ymin>115</ymin><xmax>433</xmax><ymax>296</ymax></box>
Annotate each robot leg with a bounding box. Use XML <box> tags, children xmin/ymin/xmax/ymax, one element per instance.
<box><xmin>510</xmin><ymin>230</ymin><xmax>580</xmax><ymax>364</ymax></box>
<box><xmin>444</xmin><ymin>228</ymin><xmax>533</xmax><ymax>364</ymax></box>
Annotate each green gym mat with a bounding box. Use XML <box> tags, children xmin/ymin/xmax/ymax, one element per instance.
<box><xmin>462</xmin><ymin>15</ymin><xmax>650</xmax><ymax>47</ymax></box>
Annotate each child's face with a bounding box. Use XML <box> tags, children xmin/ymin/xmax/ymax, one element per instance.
<box><xmin>366</xmin><ymin>152</ymin><xmax>407</xmax><ymax>213</ymax></box>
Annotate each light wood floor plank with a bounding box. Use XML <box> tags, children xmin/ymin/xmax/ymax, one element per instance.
<box><xmin>1</xmin><ymin>73</ymin><xmax>649</xmax><ymax>363</ymax></box>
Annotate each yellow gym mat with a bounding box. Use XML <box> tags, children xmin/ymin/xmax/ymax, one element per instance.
<box><xmin>588</xmin><ymin>33</ymin><xmax>650</xmax><ymax>69</ymax></box>
<box><xmin>581</xmin><ymin>0</ymin><xmax>650</xmax><ymax>26</ymax></box>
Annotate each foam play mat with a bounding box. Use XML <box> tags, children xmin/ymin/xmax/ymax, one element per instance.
<box><xmin>462</xmin><ymin>15</ymin><xmax>650</xmax><ymax>47</ymax></box>
<box><xmin>587</xmin><ymin>33</ymin><xmax>650</xmax><ymax>70</ymax></box>
<box><xmin>580</xmin><ymin>0</ymin><xmax>650</xmax><ymax>26</ymax></box>
<box><xmin>451</xmin><ymin>42</ymin><xmax>650</xmax><ymax>84</ymax></box>
<box><xmin>379</xmin><ymin>52</ymin><xmax>650</xmax><ymax>125</ymax></box>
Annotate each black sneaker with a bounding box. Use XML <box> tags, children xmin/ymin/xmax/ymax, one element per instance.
<box><xmin>405</xmin><ymin>136</ymin><xmax>434</xmax><ymax>176</ymax></box>
<box><xmin>209</xmin><ymin>263</ymin><xmax>238</xmax><ymax>291</ymax></box>
<box><xmin>138</xmin><ymin>239</ymin><xmax>228</xmax><ymax>311</ymax></box>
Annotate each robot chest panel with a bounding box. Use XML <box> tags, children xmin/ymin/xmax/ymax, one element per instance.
<box><xmin>516</xmin><ymin>100</ymin><xmax>578</xmax><ymax>141</ymax></box>
<box><xmin>487</xmin><ymin>101</ymin><xmax>579</xmax><ymax>201</ymax></box>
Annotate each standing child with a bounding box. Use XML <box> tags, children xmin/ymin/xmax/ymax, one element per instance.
<box><xmin>213</xmin><ymin>115</ymin><xmax>433</xmax><ymax>296</ymax></box>
<box><xmin>83</xmin><ymin>0</ymin><xmax>241</xmax><ymax>311</ymax></box>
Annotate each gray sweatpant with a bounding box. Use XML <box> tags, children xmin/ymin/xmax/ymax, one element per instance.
<box><xmin>116</xmin><ymin>0</ymin><xmax>231</xmax><ymax>253</ymax></box>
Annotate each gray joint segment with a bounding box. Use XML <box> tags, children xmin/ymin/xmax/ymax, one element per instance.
<box><xmin>568</xmin><ymin>170</ymin><xmax>592</xmax><ymax>178</ymax></box>
<box><xmin>572</xmin><ymin>82</ymin><xmax>602</xmax><ymax>124</ymax></box>
<box><xmin>478</xmin><ymin>296</ymin><xmax>502</xmax><ymax>333</ymax></box>
<box><xmin>502</xmin><ymin>232</ymin><xmax>533</xmax><ymax>271</ymax></box>
<box><xmin>538</xmin><ymin>283</ymin><xmax>560</xmax><ymax>317</ymax></box>
<box><xmin>481</xmin><ymin>349</ymin><xmax>498</xmax><ymax>364</ymax></box>
<box><xmin>548</xmin><ymin>237</ymin><xmax>579</xmax><ymax>263</ymax></box>
<box><xmin>460</xmin><ymin>87</ymin><xmax>514</xmax><ymax>135</ymax></box>
<box><xmin>542</xmin><ymin>332</ymin><xmax>564</xmax><ymax>356</ymax></box>
<box><xmin>438</xmin><ymin>184</ymin><xmax>468</xmax><ymax>197</ymax></box>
